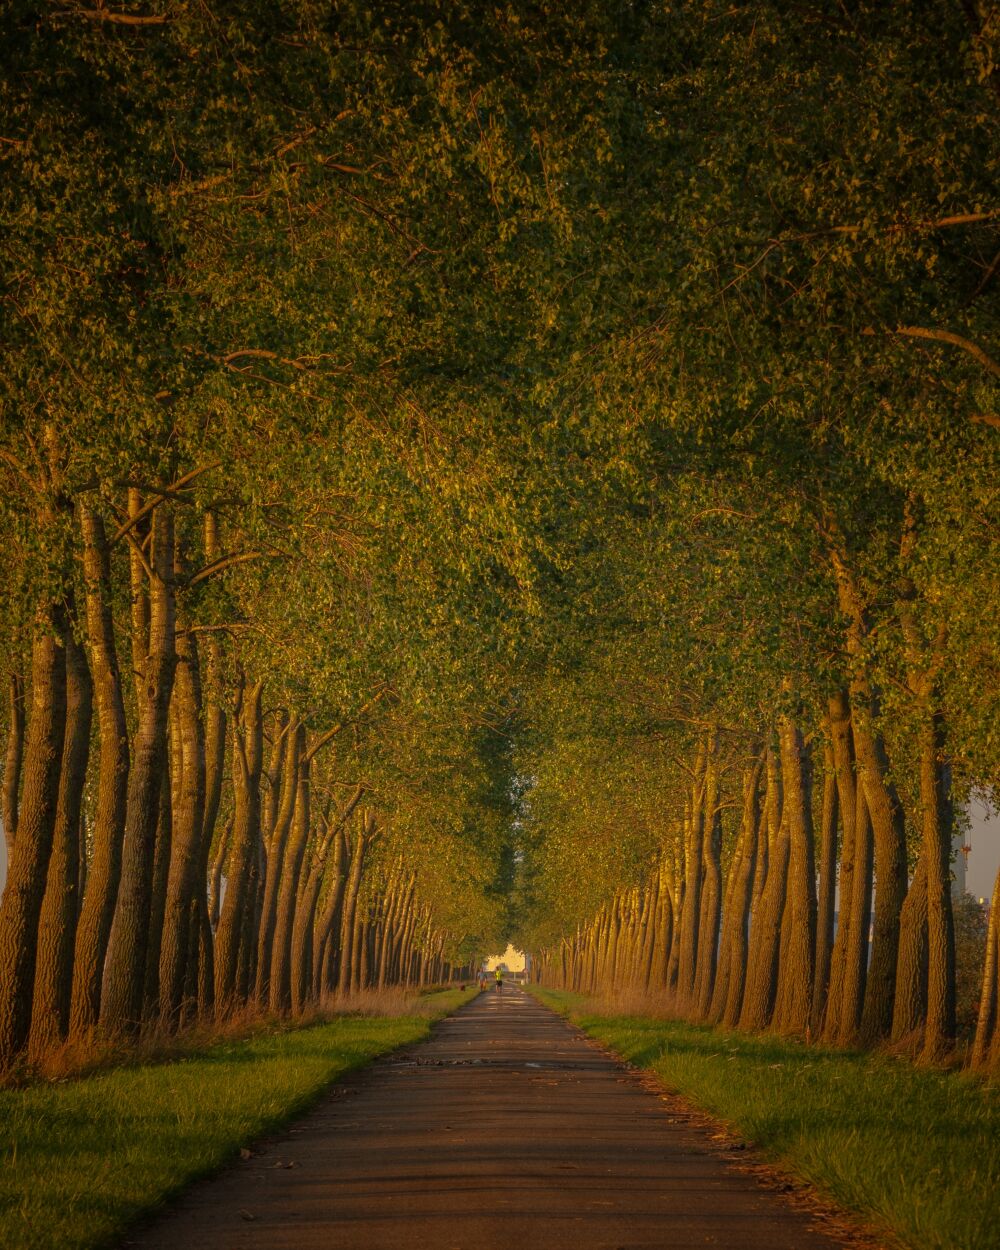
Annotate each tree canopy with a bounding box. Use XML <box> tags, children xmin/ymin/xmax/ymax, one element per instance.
<box><xmin>2</xmin><ymin>0</ymin><xmax>1000</xmax><ymax>1071</ymax></box>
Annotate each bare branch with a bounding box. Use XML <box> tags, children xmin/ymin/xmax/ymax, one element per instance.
<box><xmin>187</xmin><ymin>550</ymin><xmax>263</xmax><ymax>587</ymax></box>
<box><xmin>55</xmin><ymin>8</ymin><xmax>170</xmax><ymax>25</ymax></box>
<box><xmin>304</xmin><ymin>688</ymin><xmax>389</xmax><ymax>765</ymax></box>
<box><xmin>110</xmin><ymin>461</ymin><xmax>221</xmax><ymax>546</ymax></box>
<box><xmin>891</xmin><ymin>325</ymin><xmax>1000</xmax><ymax>380</ymax></box>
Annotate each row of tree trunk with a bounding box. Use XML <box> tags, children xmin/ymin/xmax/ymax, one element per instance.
<box><xmin>535</xmin><ymin>696</ymin><xmax>1000</xmax><ymax>1073</ymax></box>
<box><xmin>0</xmin><ymin>491</ymin><xmax>459</xmax><ymax>1070</ymax></box>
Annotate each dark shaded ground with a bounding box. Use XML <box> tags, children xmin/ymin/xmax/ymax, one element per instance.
<box><xmin>126</xmin><ymin>987</ymin><xmax>857</xmax><ymax>1250</ymax></box>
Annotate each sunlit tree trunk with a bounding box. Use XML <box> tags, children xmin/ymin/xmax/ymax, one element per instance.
<box><xmin>29</xmin><ymin>625</ymin><xmax>92</xmax><ymax>1058</ymax></box>
<box><xmin>142</xmin><ymin>771</ymin><xmax>171</xmax><ymax>1018</ymax></box>
<box><xmin>718</xmin><ymin>754</ymin><xmax>763</xmax><ymax>1028</ymax></box>
<box><xmin>811</xmin><ymin>734</ymin><xmax>838</xmax><ymax>1033</ymax></box>
<box><xmin>70</xmin><ymin>507</ymin><xmax>130</xmax><ymax>1040</ymax></box>
<box><xmin>919</xmin><ymin>715</ymin><xmax>955</xmax><ymax>1058</ymax></box>
<box><xmin>677</xmin><ymin>743</ymin><xmax>707</xmax><ymax>1007</ymax></box>
<box><xmin>313</xmin><ymin>831</ymin><xmax>348</xmax><ymax>1001</ymax></box>
<box><xmin>892</xmin><ymin>854</ymin><xmax>928</xmax><ymax>1045</ymax></box>
<box><xmin>740</xmin><ymin>743</ymin><xmax>787</xmax><ymax>1031</ymax></box>
<box><xmin>694</xmin><ymin>733</ymin><xmax>722</xmax><ymax>1017</ymax></box>
<box><xmin>337</xmin><ymin>824</ymin><xmax>369</xmax><ymax>995</ymax></box>
<box><xmin>101</xmin><ymin>503</ymin><xmax>176</xmax><ymax>1037</ymax></box>
<box><xmin>665</xmin><ymin>842</ymin><xmax>684</xmax><ymax>995</ymax></box>
<box><xmin>270</xmin><ymin>743</ymin><xmax>310</xmax><ymax>1013</ymax></box>
<box><xmin>255</xmin><ymin>720</ymin><xmax>298</xmax><ymax>1002</ymax></box>
<box><xmin>255</xmin><ymin>716</ymin><xmax>296</xmax><ymax>1002</ymax></box>
<box><xmin>3</xmin><ymin>672</ymin><xmax>25</xmax><ymax>853</ymax></box>
<box><xmin>773</xmin><ymin>714</ymin><xmax>815</xmax><ymax>1036</ymax></box>
<box><xmin>822</xmin><ymin>690</ymin><xmax>856</xmax><ymax>1042</ymax></box>
<box><xmin>158</xmin><ymin>608</ymin><xmax>206</xmax><ymax>1028</ymax></box>
<box><xmin>972</xmin><ymin>864</ymin><xmax>1000</xmax><ymax>1070</ymax></box>
<box><xmin>837</xmin><ymin>779</ymin><xmax>873</xmax><ymax>1046</ymax></box>
<box><xmin>214</xmin><ymin>677</ymin><xmax>264</xmax><ymax>1011</ymax></box>
<box><xmin>0</xmin><ymin>603</ymin><xmax>68</xmax><ymax>1063</ymax></box>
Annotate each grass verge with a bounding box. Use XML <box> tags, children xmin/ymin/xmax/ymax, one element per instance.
<box><xmin>528</xmin><ymin>986</ymin><xmax>1000</xmax><ymax>1250</ymax></box>
<box><xmin>0</xmin><ymin>987</ymin><xmax>475</xmax><ymax>1250</ymax></box>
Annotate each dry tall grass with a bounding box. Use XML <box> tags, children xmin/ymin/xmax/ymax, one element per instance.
<box><xmin>3</xmin><ymin>982</ymin><xmax>471</xmax><ymax>1087</ymax></box>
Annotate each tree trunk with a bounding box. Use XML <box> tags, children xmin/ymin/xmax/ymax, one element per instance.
<box><xmin>270</xmin><ymin>746</ymin><xmax>310</xmax><ymax>1014</ymax></box>
<box><xmin>209</xmin><ymin>817</ymin><xmax>232</xmax><ymax>932</ymax></box>
<box><xmin>972</xmin><ymin>862</ymin><xmax>1000</xmax><ymax>1069</ymax></box>
<box><xmin>70</xmin><ymin>506</ymin><xmax>130</xmax><ymax>1039</ymax></box>
<box><xmin>214</xmin><ymin>678</ymin><xmax>264</xmax><ymax>1012</ymax></box>
<box><xmin>919</xmin><ymin>715</ymin><xmax>955</xmax><ymax>1059</ymax></box>
<box><xmin>29</xmin><ymin>625</ymin><xmax>92</xmax><ymax>1058</ymax></box>
<box><xmin>720</xmin><ymin>755</ymin><xmax>763</xmax><ymax>1028</ymax></box>
<box><xmin>892</xmin><ymin>854</ymin><xmax>928</xmax><ymax>1045</ymax></box>
<box><xmin>773</xmin><ymin>714</ymin><xmax>816</xmax><ymax>1036</ymax></box>
<box><xmin>100</xmin><ymin>504</ymin><xmax>176</xmax><ymax>1037</ymax></box>
<box><xmin>677</xmin><ymin>744</ymin><xmax>707</xmax><ymax>1007</ymax></box>
<box><xmin>822</xmin><ymin>690</ymin><xmax>857</xmax><ymax>1042</ymax></box>
<box><xmin>739</xmin><ymin>744</ymin><xmax>787</xmax><ymax>1032</ymax></box>
<box><xmin>255</xmin><ymin>723</ymin><xmax>301</xmax><ymax>1004</ymax></box>
<box><xmin>313</xmin><ymin>831</ymin><xmax>348</xmax><ymax>1001</ymax></box>
<box><xmin>665</xmin><ymin>844</ymin><xmax>684</xmax><ymax>995</ymax></box>
<box><xmin>694</xmin><ymin>733</ymin><xmax>722</xmax><ymax>1017</ymax></box>
<box><xmin>837</xmin><ymin>779</ymin><xmax>873</xmax><ymax>1046</ymax></box>
<box><xmin>337</xmin><ymin>826</ymin><xmax>369</xmax><ymax>996</ymax></box>
<box><xmin>811</xmin><ymin>735</ymin><xmax>838</xmax><ymax>1033</ymax></box>
<box><xmin>0</xmin><ymin>605</ymin><xmax>68</xmax><ymax>1063</ymax></box>
<box><xmin>3</xmin><ymin>673</ymin><xmax>25</xmax><ymax>852</ymax></box>
<box><xmin>830</xmin><ymin>553</ymin><xmax>907</xmax><ymax>1045</ymax></box>
<box><xmin>142</xmin><ymin>769</ymin><xmax>172</xmax><ymax>1017</ymax></box>
<box><xmin>158</xmin><ymin>615</ymin><xmax>206</xmax><ymax>1028</ymax></box>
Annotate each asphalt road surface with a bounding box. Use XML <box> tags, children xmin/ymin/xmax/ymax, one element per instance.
<box><xmin>126</xmin><ymin>986</ymin><xmax>853</xmax><ymax>1250</ymax></box>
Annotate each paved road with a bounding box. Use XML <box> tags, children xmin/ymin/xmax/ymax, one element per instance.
<box><xmin>128</xmin><ymin>987</ymin><xmax>851</xmax><ymax>1250</ymax></box>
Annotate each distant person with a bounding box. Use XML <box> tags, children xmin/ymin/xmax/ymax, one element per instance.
<box><xmin>478</xmin><ymin>970</ymin><xmax>487</xmax><ymax>991</ymax></box>
<box><xmin>494</xmin><ymin>967</ymin><xmax>503</xmax><ymax>994</ymax></box>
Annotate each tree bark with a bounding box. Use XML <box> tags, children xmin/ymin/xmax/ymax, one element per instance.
<box><xmin>142</xmin><ymin>765</ymin><xmax>172</xmax><ymax>1018</ymax></box>
<box><xmin>892</xmin><ymin>854</ymin><xmax>928</xmax><ymax>1045</ymax></box>
<box><xmin>70</xmin><ymin>506</ymin><xmax>130</xmax><ymax>1039</ymax></box>
<box><xmin>313</xmin><ymin>830</ymin><xmax>349</xmax><ymax>1001</ymax></box>
<box><xmin>972</xmin><ymin>863</ymin><xmax>1000</xmax><ymax>1069</ymax></box>
<box><xmin>255</xmin><ymin>723</ymin><xmax>301</xmax><ymax>1003</ymax></box>
<box><xmin>0</xmin><ymin>605</ymin><xmax>68</xmax><ymax>1062</ymax></box>
<box><xmin>720</xmin><ymin>754</ymin><xmax>763</xmax><ymax>1028</ymax></box>
<box><xmin>919</xmin><ymin>715</ymin><xmax>956</xmax><ymax>1058</ymax></box>
<box><xmin>694</xmin><ymin>733</ymin><xmax>722</xmax><ymax>1017</ymax></box>
<box><xmin>214</xmin><ymin>678</ymin><xmax>264</xmax><ymax>1012</ymax></box>
<box><xmin>29</xmin><ymin>625</ymin><xmax>92</xmax><ymax>1058</ymax></box>
<box><xmin>774</xmin><ymin>714</ymin><xmax>816</xmax><ymax>1036</ymax></box>
<box><xmin>270</xmin><ymin>742</ymin><xmax>310</xmax><ymax>1014</ymax></box>
<box><xmin>822</xmin><ymin>690</ymin><xmax>857</xmax><ymax>1042</ymax></box>
<box><xmin>837</xmin><ymin>779</ymin><xmax>873</xmax><ymax>1046</ymax></box>
<box><xmin>158</xmin><ymin>612</ymin><xmax>206</xmax><ymax>1027</ymax></box>
<box><xmin>811</xmin><ymin>734</ymin><xmax>838</xmax><ymax>1032</ymax></box>
<box><xmin>100</xmin><ymin>504</ymin><xmax>176</xmax><ymax>1037</ymax></box>
<box><xmin>740</xmin><ymin>744</ymin><xmax>787</xmax><ymax>1032</ymax></box>
<box><xmin>677</xmin><ymin>746</ymin><xmax>706</xmax><ymax>1006</ymax></box>
<box><xmin>3</xmin><ymin>673</ymin><xmax>25</xmax><ymax>852</ymax></box>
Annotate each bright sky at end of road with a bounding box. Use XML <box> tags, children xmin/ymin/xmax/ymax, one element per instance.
<box><xmin>485</xmin><ymin>944</ymin><xmax>525</xmax><ymax>972</ymax></box>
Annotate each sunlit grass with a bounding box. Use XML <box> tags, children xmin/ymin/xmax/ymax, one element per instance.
<box><xmin>0</xmin><ymin>987</ymin><xmax>473</xmax><ymax>1250</ymax></box>
<box><xmin>530</xmin><ymin>986</ymin><xmax>1000</xmax><ymax>1250</ymax></box>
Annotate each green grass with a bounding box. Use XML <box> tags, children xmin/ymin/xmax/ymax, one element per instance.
<box><xmin>529</xmin><ymin>986</ymin><xmax>1000</xmax><ymax>1250</ymax></box>
<box><xmin>0</xmin><ymin>988</ymin><xmax>474</xmax><ymax>1250</ymax></box>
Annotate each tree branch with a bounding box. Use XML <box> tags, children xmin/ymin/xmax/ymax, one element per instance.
<box><xmin>110</xmin><ymin>461</ymin><xmax>221</xmax><ymax>546</ymax></box>
<box><xmin>304</xmin><ymin>688</ymin><xmax>388</xmax><ymax>764</ymax></box>
<box><xmin>891</xmin><ymin>325</ymin><xmax>1000</xmax><ymax>380</ymax></box>
<box><xmin>187</xmin><ymin>551</ymin><xmax>262</xmax><ymax>587</ymax></box>
<box><xmin>56</xmin><ymin>9</ymin><xmax>170</xmax><ymax>25</ymax></box>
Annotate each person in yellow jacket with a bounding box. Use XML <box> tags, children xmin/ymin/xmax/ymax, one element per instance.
<box><xmin>494</xmin><ymin>967</ymin><xmax>503</xmax><ymax>994</ymax></box>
